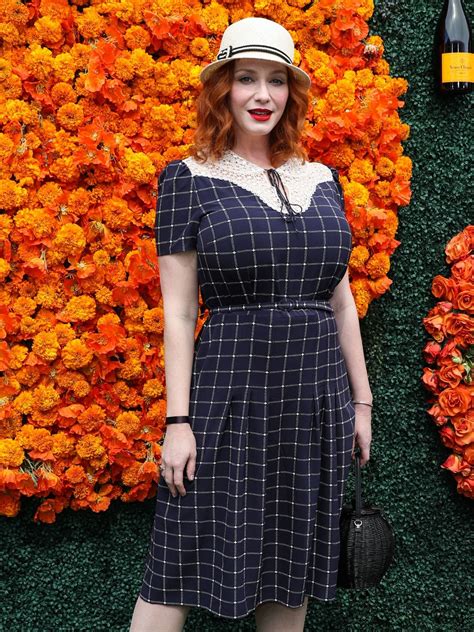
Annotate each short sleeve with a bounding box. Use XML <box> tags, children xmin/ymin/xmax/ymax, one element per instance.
<box><xmin>328</xmin><ymin>166</ymin><xmax>345</xmax><ymax>209</ymax></box>
<box><xmin>154</xmin><ymin>160</ymin><xmax>200</xmax><ymax>256</ymax></box>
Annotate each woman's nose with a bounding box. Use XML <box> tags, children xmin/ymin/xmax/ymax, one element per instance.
<box><xmin>254</xmin><ymin>80</ymin><xmax>271</xmax><ymax>100</ymax></box>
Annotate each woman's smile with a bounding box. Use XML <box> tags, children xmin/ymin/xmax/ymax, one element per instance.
<box><xmin>248</xmin><ymin>108</ymin><xmax>273</xmax><ymax>121</ymax></box>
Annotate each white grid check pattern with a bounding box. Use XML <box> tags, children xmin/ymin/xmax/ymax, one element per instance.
<box><xmin>139</xmin><ymin>153</ymin><xmax>356</xmax><ymax>619</ymax></box>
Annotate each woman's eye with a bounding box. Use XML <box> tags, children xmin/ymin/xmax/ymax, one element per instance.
<box><xmin>237</xmin><ymin>77</ymin><xmax>285</xmax><ymax>84</ymax></box>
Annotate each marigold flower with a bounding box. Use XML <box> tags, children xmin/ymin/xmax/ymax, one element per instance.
<box><xmin>102</xmin><ymin>198</ymin><xmax>134</xmax><ymax>231</ymax></box>
<box><xmin>76</xmin><ymin>434</ymin><xmax>106</xmax><ymax>460</ymax></box>
<box><xmin>116</xmin><ymin>411</ymin><xmax>141</xmax><ymax>436</ymax></box>
<box><xmin>365</xmin><ymin>35</ymin><xmax>384</xmax><ymax>56</ymax></box>
<box><xmin>62</xmin><ymin>338</ymin><xmax>94</xmax><ymax>369</ymax></box>
<box><xmin>0</xmin><ymin>178</ymin><xmax>28</xmax><ymax>209</ymax></box>
<box><xmin>23</xmin><ymin>45</ymin><xmax>54</xmax><ymax>80</ymax></box>
<box><xmin>52</xmin><ymin>53</ymin><xmax>76</xmax><ymax>82</ymax></box>
<box><xmin>0</xmin><ymin>214</ymin><xmax>12</xmax><ymax>240</ymax></box>
<box><xmin>345</xmin><ymin>181</ymin><xmax>370</xmax><ymax>207</ymax></box>
<box><xmin>33</xmin><ymin>384</ymin><xmax>60</xmax><ymax>411</ymax></box>
<box><xmin>374</xmin><ymin>59</ymin><xmax>390</xmax><ymax>75</ymax></box>
<box><xmin>31</xmin><ymin>409</ymin><xmax>57</xmax><ymax>427</ymax></box>
<box><xmin>54</xmin><ymin>323</ymin><xmax>75</xmax><ymax>346</ymax></box>
<box><xmin>125</xmin><ymin>299</ymin><xmax>147</xmax><ymax>320</ymax></box>
<box><xmin>357</xmin><ymin>0</ymin><xmax>375</xmax><ymax>20</ymax></box>
<box><xmin>376</xmin><ymin>157</ymin><xmax>395</xmax><ymax>178</ymax></box>
<box><xmin>0</xmin><ymin>133</ymin><xmax>14</xmax><ymax>162</ymax></box>
<box><xmin>8</xmin><ymin>345</ymin><xmax>28</xmax><ymax>369</ymax></box>
<box><xmin>122</xmin><ymin>461</ymin><xmax>142</xmax><ymax>487</ymax></box>
<box><xmin>12</xmin><ymin>296</ymin><xmax>36</xmax><ymax>317</ymax></box>
<box><xmin>72</xmin><ymin>380</ymin><xmax>91</xmax><ymax>399</ymax></box>
<box><xmin>114</xmin><ymin>51</ymin><xmax>135</xmax><ymax>81</ymax></box>
<box><xmin>52</xmin><ymin>223</ymin><xmax>86</xmax><ymax>257</ymax></box>
<box><xmin>201</xmin><ymin>1</ymin><xmax>229</xmax><ymax>32</ymax></box>
<box><xmin>78</xmin><ymin>405</ymin><xmax>106</xmax><ymax>433</ymax></box>
<box><xmin>0</xmin><ymin>258</ymin><xmax>10</xmax><ymax>282</ymax></box>
<box><xmin>118</xmin><ymin>358</ymin><xmax>143</xmax><ymax>380</ymax></box>
<box><xmin>92</xmin><ymin>250</ymin><xmax>110</xmax><ymax>266</ymax></box>
<box><xmin>190</xmin><ymin>37</ymin><xmax>210</xmax><ymax>59</ymax></box>
<box><xmin>64</xmin><ymin>464</ymin><xmax>87</xmax><ymax>484</ymax></box>
<box><xmin>143</xmin><ymin>308</ymin><xmax>163</xmax><ymax>334</ymax></box>
<box><xmin>125</xmin><ymin>25</ymin><xmax>151</xmax><ymax>50</ymax></box>
<box><xmin>349</xmin><ymin>246</ymin><xmax>370</xmax><ymax>272</ymax></box>
<box><xmin>32</xmin><ymin>331</ymin><xmax>60</xmax><ymax>362</ymax></box>
<box><xmin>122</xmin><ymin>148</ymin><xmax>156</xmax><ymax>184</ymax></box>
<box><xmin>374</xmin><ymin>180</ymin><xmax>391</xmax><ymax>198</ymax></box>
<box><xmin>95</xmin><ymin>286</ymin><xmax>114</xmax><ymax>305</ymax></box>
<box><xmin>355</xmin><ymin>68</ymin><xmax>374</xmax><ymax>88</ymax></box>
<box><xmin>146</xmin><ymin>401</ymin><xmax>165</xmax><ymax>424</ymax></box>
<box><xmin>66</xmin><ymin>188</ymin><xmax>91</xmax><ymax>217</ymax></box>
<box><xmin>58</xmin><ymin>295</ymin><xmax>96</xmax><ymax>323</ymax></box>
<box><xmin>348</xmin><ymin>159</ymin><xmax>375</xmax><ymax>183</ymax></box>
<box><xmin>34</xmin><ymin>15</ymin><xmax>63</xmax><ymax>45</ymax></box>
<box><xmin>350</xmin><ymin>278</ymin><xmax>372</xmax><ymax>318</ymax></box>
<box><xmin>143</xmin><ymin>379</ymin><xmax>164</xmax><ymax>400</ymax></box>
<box><xmin>0</xmin><ymin>438</ymin><xmax>25</xmax><ymax>467</ymax></box>
<box><xmin>366</xmin><ymin>252</ymin><xmax>390</xmax><ymax>278</ymax></box>
<box><xmin>113</xmin><ymin>381</ymin><xmax>131</xmax><ymax>402</ymax></box>
<box><xmin>395</xmin><ymin>155</ymin><xmax>413</xmax><ymax>180</ymax></box>
<box><xmin>50</xmin><ymin>82</ymin><xmax>76</xmax><ymax>106</ymax></box>
<box><xmin>326</xmin><ymin>79</ymin><xmax>356</xmax><ymax>112</ymax></box>
<box><xmin>35</xmin><ymin>286</ymin><xmax>61</xmax><ymax>310</ymax></box>
<box><xmin>56</xmin><ymin>103</ymin><xmax>84</xmax><ymax>131</ymax></box>
<box><xmin>75</xmin><ymin>7</ymin><xmax>107</xmax><ymax>39</ymax></box>
<box><xmin>130</xmin><ymin>49</ymin><xmax>155</xmax><ymax>77</ymax></box>
<box><xmin>17</xmin><ymin>425</ymin><xmax>53</xmax><ymax>453</ymax></box>
<box><xmin>124</xmin><ymin>319</ymin><xmax>144</xmax><ymax>334</ymax></box>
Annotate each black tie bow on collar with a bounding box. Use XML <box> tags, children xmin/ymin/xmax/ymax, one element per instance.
<box><xmin>265</xmin><ymin>168</ymin><xmax>302</xmax><ymax>232</ymax></box>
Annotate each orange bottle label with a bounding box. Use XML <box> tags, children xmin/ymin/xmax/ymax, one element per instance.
<box><xmin>442</xmin><ymin>52</ymin><xmax>474</xmax><ymax>83</ymax></box>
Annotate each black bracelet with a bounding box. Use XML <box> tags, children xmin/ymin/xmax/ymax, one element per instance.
<box><xmin>166</xmin><ymin>415</ymin><xmax>190</xmax><ymax>425</ymax></box>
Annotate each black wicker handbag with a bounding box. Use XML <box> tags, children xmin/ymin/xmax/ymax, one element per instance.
<box><xmin>337</xmin><ymin>449</ymin><xmax>395</xmax><ymax>588</ymax></box>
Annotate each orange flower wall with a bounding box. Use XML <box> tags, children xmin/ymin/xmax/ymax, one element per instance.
<box><xmin>0</xmin><ymin>0</ymin><xmax>411</xmax><ymax>522</ymax></box>
<box><xmin>422</xmin><ymin>226</ymin><xmax>474</xmax><ymax>500</ymax></box>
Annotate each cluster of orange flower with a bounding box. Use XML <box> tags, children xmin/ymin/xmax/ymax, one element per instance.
<box><xmin>422</xmin><ymin>226</ymin><xmax>474</xmax><ymax>500</ymax></box>
<box><xmin>0</xmin><ymin>0</ymin><xmax>410</xmax><ymax>521</ymax></box>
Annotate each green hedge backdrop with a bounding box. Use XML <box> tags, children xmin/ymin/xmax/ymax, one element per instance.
<box><xmin>2</xmin><ymin>1</ymin><xmax>473</xmax><ymax>630</ymax></box>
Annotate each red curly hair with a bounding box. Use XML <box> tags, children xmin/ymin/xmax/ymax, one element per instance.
<box><xmin>188</xmin><ymin>59</ymin><xmax>310</xmax><ymax>168</ymax></box>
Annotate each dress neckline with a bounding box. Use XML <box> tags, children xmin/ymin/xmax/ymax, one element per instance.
<box><xmin>226</xmin><ymin>149</ymin><xmax>295</xmax><ymax>173</ymax></box>
<box><xmin>183</xmin><ymin>151</ymin><xmax>333</xmax><ymax>219</ymax></box>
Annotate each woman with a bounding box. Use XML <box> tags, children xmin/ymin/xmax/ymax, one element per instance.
<box><xmin>131</xmin><ymin>16</ymin><xmax>372</xmax><ymax>632</ymax></box>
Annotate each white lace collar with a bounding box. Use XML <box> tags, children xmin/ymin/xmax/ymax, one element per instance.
<box><xmin>183</xmin><ymin>149</ymin><xmax>333</xmax><ymax>217</ymax></box>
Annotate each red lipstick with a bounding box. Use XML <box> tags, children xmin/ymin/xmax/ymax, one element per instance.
<box><xmin>248</xmin><ymin>109</ymin><xmax>272</xmax><ymax>121</ymax></box>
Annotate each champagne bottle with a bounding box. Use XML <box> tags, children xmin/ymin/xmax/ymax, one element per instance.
<box><xmin>434</xmin><ymin>0</ymin><xmax>474</xmax><ymax>94</ymax></box>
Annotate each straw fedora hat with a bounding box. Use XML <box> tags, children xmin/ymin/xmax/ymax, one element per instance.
<box><xmin>199</xmin><ymin>17</ymin><xmax>311</xmax><ymax>89</ymax></box>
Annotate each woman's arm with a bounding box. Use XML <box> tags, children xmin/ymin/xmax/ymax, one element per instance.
<box><xmin>329</xmin><ymin>270</ymin><xmax>372</xmax><ymax>402</ymax></box>
<box><xmin>329</xmin><ymin>270</ymin><xmax>373</xmax><ymax>466</ymax></box>
<box><xmin>158</xmin><ymin>249</ymin><xmax>199</xmax><ymax>496</ymax></box>
<box><xmin>159</xmin><ymin>249</ymin><xmax>199</xmax><ymax>417</ymax></box>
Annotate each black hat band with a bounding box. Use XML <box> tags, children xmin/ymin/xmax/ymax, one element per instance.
<box><xmin>216</xmin><ymin>44</ymin><xmax>293</xmax><ymax>65</ymax></box>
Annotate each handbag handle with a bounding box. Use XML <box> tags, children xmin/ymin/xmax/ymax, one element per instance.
<box><xmin>354</xmin><ymin>447</ymin><xmax>363</xmax><ymax>518</ymax></box>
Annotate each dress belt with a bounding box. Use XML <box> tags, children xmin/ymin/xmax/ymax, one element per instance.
<box><xmin>208</xmin><ymin>299</ymin><xmax>333</xmax><ymax>315</ymax></box>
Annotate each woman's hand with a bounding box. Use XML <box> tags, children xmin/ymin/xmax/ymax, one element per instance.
<box><xmin>352</xmin><ymin>404</ymin><xmax>372</xmax><ymax>467</ymax></box>
<box><xmin>160</xmin><ymin>424</ymin><xmax>197</xmax><ymax>497</ymax></box>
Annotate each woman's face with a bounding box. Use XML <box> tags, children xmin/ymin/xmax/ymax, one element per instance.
<box><xmin>228</xmin><ymin>58</ymin><xmax>289</xmax><ymax>141</ymax></box>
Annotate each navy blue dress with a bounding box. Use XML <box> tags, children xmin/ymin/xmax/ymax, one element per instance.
<box><xmin>138</xmin><ymin>149</ymin><xmax>355</xmax><ymax>619</ymax></box>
